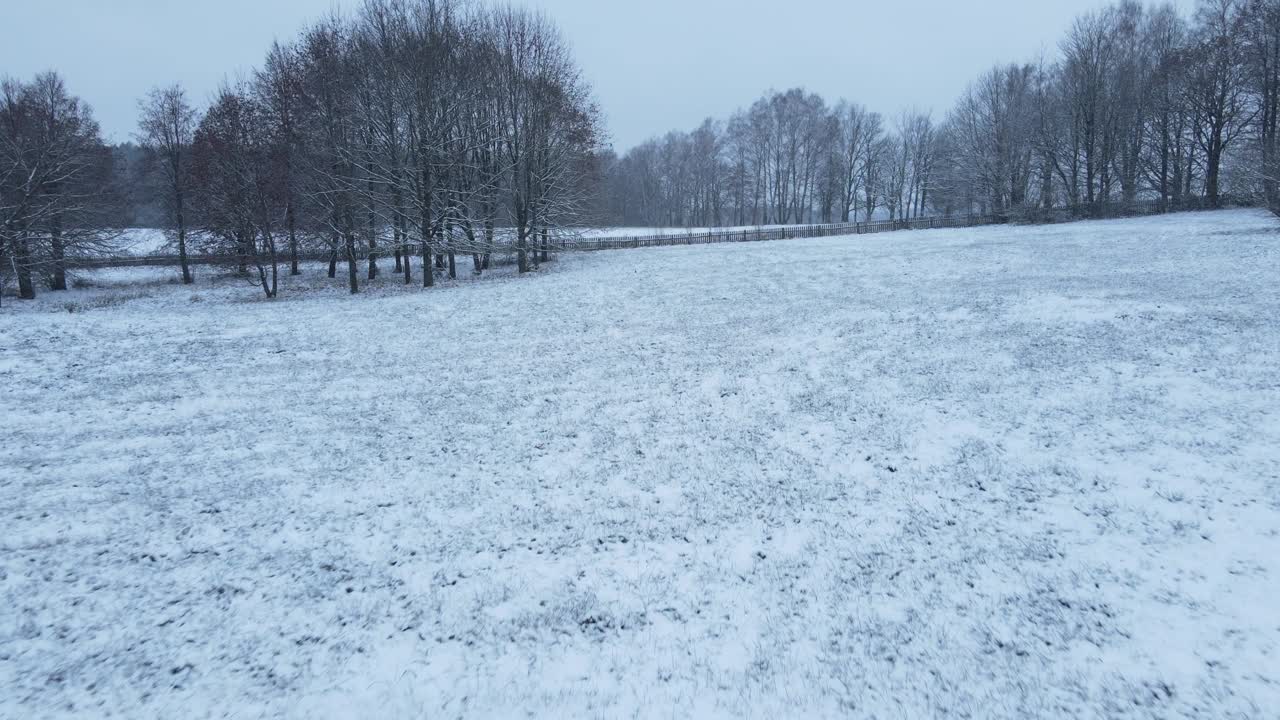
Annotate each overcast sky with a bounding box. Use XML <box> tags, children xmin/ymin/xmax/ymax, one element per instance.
<box><xmin>0</xmin><ymin>0</ymin><xmax>1188</xmax><ymax>151</ymax></box>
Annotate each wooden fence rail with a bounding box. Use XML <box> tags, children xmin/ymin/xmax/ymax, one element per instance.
<box><xmin>65</xmin><ymin>214</ymin><xmax>1003</xmax><ymax>269</ymax></box>
<box><xmin>557</xmin><ymin>214</ymin><xmax>1002</xmax><ymax>252</ymax></box>
<box><xmin>65</xmin><ymin>196</ymin><xmax>1249</xmax><ymax>270</ymax></box>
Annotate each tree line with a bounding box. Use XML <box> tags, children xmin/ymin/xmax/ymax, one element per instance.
<box><xmin>0</xmin><ymin>73</ymin><xmax>121</xmax><ymax>301</ymax></box>
<box><xmin>4</xmin><ymin>0</ymin><xmax>1277</xmax><ymax>302</ymax></box>
<box><xmin>601</xmin><ymin>0</ymin><xmax>1280</xmax><ymax>227</ymax></box>
<box><xmin>2</xmin><ymin>0</ymin><xmax>601</xmax><ymax>300</ymax></box>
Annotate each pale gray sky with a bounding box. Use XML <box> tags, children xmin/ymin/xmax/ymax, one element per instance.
<box><xmin>0</xmin><ymin>0</ymin><xmax>1188</xmax><ymax>150</ymax></box>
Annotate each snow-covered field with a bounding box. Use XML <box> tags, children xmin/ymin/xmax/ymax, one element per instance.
<box><xmin>2</xmin><ymin>209</ymin><xmax>1279</xmax><ymax>718</ymax></box>
<box><xmin>116</xmin><ymin>228</ymin><xmax>170</xmax><ymax>256</ymax></box>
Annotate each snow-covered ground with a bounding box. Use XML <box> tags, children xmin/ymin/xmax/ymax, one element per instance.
<box><xmin>2</xmin><ymin>209</ymin><xmax>1279</xmax><ymax>718</ymax></box>
<box><xmin>115</xmin><ymin>228</ymin><xmax>171</xmax><ymax>256</ymax></box>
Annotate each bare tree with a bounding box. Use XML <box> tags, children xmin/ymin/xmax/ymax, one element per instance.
<box><xmin>297</xmin><ymin>15</ymin><xmax>363</xmax><ymax>294</ymax></box>
<box><xmin>2</xmin><ymin>72</ymin><xmax>114</xmax><ymax>300</ymax></box>
<box><xmin>190</xmin><ymin>84</ymin><xmax>284</xmax><ymax>298</ymax></box>
<box><xmin>1244</xmin><ymin>0</ymin><xmax>1280</xmax><ymax>212</ymax></box>
<box><xmin>1187</xmin><ymin>0</ymin><xmax>1255</xmax><ymax>206</ymax></box>
<box><xmin>831</xmin><ymin>102</ymin><xmax>874</xmax><ymax>222</ymax></box>
<box><xmin>1141</xmin><ymin>5</ymin><xmax>1191</xmax><ymax>208</ymax></box>
<box><xmin>137</xmin><ymin>85</ymin><xmax>198</xmax><ymax>284</ymax></box>
<box><xmin>255</xmin><ymin>43</ymin><xmax>304</xmax><ymax>275</ymax></box>
<box><xmin>492</xmin><ymin>6</ymin><xmax>598</xmax><ymax>272</ymax></box>
<box><xmin>945</xmin><ymin>65</ymin><xmax>1036</xmax><ymax>214</ymax></box>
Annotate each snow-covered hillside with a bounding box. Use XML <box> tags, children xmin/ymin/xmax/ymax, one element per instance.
<box><xmin>2</xmin><ymin>210</ymin><xmax>1279</xmax><ymax>718</ymax></box>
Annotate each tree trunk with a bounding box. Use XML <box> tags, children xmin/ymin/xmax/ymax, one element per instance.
<box><xmin>422</xmin><ymin>241</ymin><xmax>433</xmax><ymax>288</ymax></box>
<box><xmin>367</xmin><ymin>213</ymin><xmax>378</xmax><ymax>280</ymax></box>
<box><xmin>1206</xmin><ymin>129</ymin><xmax>1223</xmax><ymax>208</ymax></box>
<box><xmin>176</xmin><ymin>190</ymin><xmax>193</xmax><ymax>284</ymax></box>
<box><xmin>343</xmin><ymin>212</ymin><xmax>358</xmax><ymax>292</ymax></box>
<box><xmin>444</xmin><ymin>216</ymin><xmax>456</xmax><ymax>280</ymax></box>
<box><xmin>345</xmin><ymin>229</ymin><xmax>359</xmax><ymax>294</ymax></box>
<box><xmin>287</xmin><ymin>201</ymin><xmax>299</xmax><ymax>276</ymax></box>
<box><xmin>13</xmin><ymin>235</ymin><xmax>35</xmax><ymax>300</ymax></box>
<box><xmin>1040</xmin><ymin>155</ymin><xmax>1053</xmax><ymax>210</ymax></box>
<box><xmin>483</xmin><ymin>218</ymin><xmax>494</xmax><ymax>270</ymax></box>
<box><xmin>420</xmin><ymin>195</ymin><xmax>433</xmax><ymax>287</ymax></box>
<box><xmin>1159</xmin><ymin>117</ymin><xmax>1170</xmax><ymax>210</ymax></box>
<box><xmin>49</xmin><ymin>212</ymin><xmax>67</xmax><ymax>291</ymax></box>
<box><xmin>237</xmin><ymin>231</ymin><xmax>249</xmax><ymax>275</ymax></box>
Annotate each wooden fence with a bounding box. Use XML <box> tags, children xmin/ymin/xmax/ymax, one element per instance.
<box><xmin>65</xmin><ymin>196</ymin><xmax>1251</xmax><ymax>270</ymax></box>
<box><xmin>558</xmin><ymin>196</ymin><xmax>1250</xmax><ymax>252</ymax></box>
<box><xmin>65</xmin><ymin>214</ymin><xmax>1003</xmax><ymax>269</ymax></box>
<box><xmin>556</xmin><ymin>214</ymin><xmax>1001</xmax><ymax>252</ymax></box>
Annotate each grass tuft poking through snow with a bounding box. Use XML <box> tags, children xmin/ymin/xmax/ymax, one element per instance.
<box><xmin>2</xmin><ymin>210</ymin><xmax>1279</xmax><ymax>718</ymax></box>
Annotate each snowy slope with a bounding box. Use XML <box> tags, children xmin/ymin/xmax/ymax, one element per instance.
<box><xmin>115</xmin><ymin>228</ymin><xmax>171</xmax><ymax>256</ymax></box>
<box><xmin>2</xmin><ymin>209</ymin><xmax>1279</xmax><ymax>718</ymax></box>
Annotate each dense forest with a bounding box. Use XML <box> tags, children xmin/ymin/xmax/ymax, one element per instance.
<box><xmin>2</xmin><ymin>0</ymin><xmax>1278</xmax><ymax>301</ymax></box>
